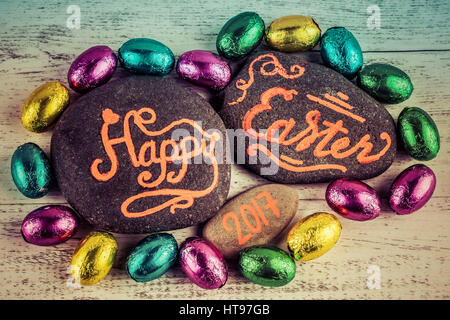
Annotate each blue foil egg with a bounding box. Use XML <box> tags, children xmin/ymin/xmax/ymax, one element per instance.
<box><xmin>126</xmin><ymin>233</ymin><xmax>178</xmax><ymax>282</ymax></box>
<box><xmin>320</xmin><ymin>27</ymin><xmax>363</xmax><ymax>78</ymax></box>
<box><xmin>11</xmin><ymin>143</ymin><xmax>52</xmax><ymax>198</ymax></box>
<box><xmin>118</xmin><ymin>38</ymin><xmax>175</xmax><ymax>75</ymax></box>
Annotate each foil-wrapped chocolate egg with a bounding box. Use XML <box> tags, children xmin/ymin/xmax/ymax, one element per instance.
<box><xmin>176</xmin><ymin>50</ymin><xmax>231</xmax><ymax>90</ymax></box>
<box><xmin>179</xmin><ymin>237</ymin><xmax>227</xmax><ymax>289</ymax></box>
<box><xmin>398</xmin><ymin>107</ymin><xmax>440</xmax><ymax>160</ymax></box>
<box><xmin>265</xmin><ymin>15</ymin><xmax>321</xmax><ymax>52</ymax></box>
<box><xmin>21</xmin><ymin>205</ymin><xmax>79</xmax><ymax>246</ymax></box>
<box><xmin>118</xmin><ymin>38</ymin><xmax>175</xmax><ymax>75</ymax></box>
<box><xmin>357</xmin><ymin>63</ymin><xmax>413</xmax><ymax>104</ymax></box>
<box><xmin>320</xmin><ymin>27</ymin><xmax>363</xmax><ymax>78</ymax></box>
<box><xmin>11</xmin><ymin>142</ymin><xmax>52</xmax><ymax>199</ymax></box>
<box><xmin>286</xmin><ymin>212</ymin><xmax>341</xmax><ymax>261</ymax></box>
<box><xmin>70</xmin><ymin>231</ymin><xmax>118</xmax><ymax>286</ymax></box>
<box><xmin>239</xmin><ymin>245</ymin><xmax>296</xmax><ymax>287</ymax></box>
<box><xmin>21</xmin><ymin>82</ymin><xmax>70</xmax><ymax>132</ymax></box>
<box><xmin>216</xmin><ymin>12</ymin><xmax>265</xmax><ymax>60</ymax></box>
<box><xmin>68</xmin><ymin>45</ymin><xmax>117</xmax><ymax>93</ymax></box>
<box><xmin>326</xmin><ymin>178</ymin><xmax>381</xmax><ymax>221</ymax></box>
<box><xmin>126</xmin><ymin>233</ymin><xmax>178</xmax><ymax>282</ymax></box>
<box><xmin>389</xmin><ymin>164</ymin><xmax>436</xmax><ymax>215</ymax></box>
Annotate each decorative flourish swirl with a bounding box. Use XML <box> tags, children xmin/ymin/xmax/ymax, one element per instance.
<box><xmin>247</xmin><ymin>143</ymin><xmax>348</xmax><ymax>173</ymax></box>
<box><xmin>228</xmin><ymin>53</ymin><xmax>305</xmax><ymax>106</ymax></box>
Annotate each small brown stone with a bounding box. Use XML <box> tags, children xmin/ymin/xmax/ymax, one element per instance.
<box><xmin>202</xmin><ymin>184</ymin><xmax>298</xmax><ymax>259</ymax></box>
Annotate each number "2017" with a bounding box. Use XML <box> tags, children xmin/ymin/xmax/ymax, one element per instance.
<box><xmin>222</xmin><ymin>190</ymin><xmax>279</xmax><ymax>245</ymax></box>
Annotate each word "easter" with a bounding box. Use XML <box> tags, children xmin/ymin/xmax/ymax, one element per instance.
<box><xmin>230</xmin><ymin>53</ymin><xmax>392</xmax><ymax>174</ymax></box>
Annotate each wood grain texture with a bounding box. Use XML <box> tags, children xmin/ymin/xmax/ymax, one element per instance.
<box><xmin>0</xmin><ymin>0</ymin><xmax>449</xmax><ymax>300</ymax></box>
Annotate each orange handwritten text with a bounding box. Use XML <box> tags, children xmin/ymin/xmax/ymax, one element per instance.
<box><xmin>222</xmin><ymin>190</ymin><xmax>279</xmax><ymax>245</ymax></box>
<box><xmin>90</xmin><ymin>107</ymin><xmax>221</xmax><ymax>218</ymax></box>
<box><xmin>242</xmin><ymin>87</ymin><xmax>391</xmax><ymax>173</ymax></box>
<box><xmin>232</xmin><ymin>53</ymin><xmax>392</xmax><ymax>174</ymax></box>
<box><xmin>228</xmin><ymin>53</ymin><xmax>305</xmax><ymax>106</ymax></box>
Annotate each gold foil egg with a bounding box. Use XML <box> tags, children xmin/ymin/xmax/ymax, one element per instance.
<box><xmin>287</xmin><ymin>212</ymin><xmax>341</xmax><ymax>261</ymax></box>
<box><xmin>70</xmin><ymin>231</ymin><xmax>118</xmax><ymax>286</ymax></box>
<box><xmin>21</xmin><ymin>81</ymin><xmax>70</xmax><ymax>132</ymax></box>
<box><xmin>265</xmin><ymin>15</ymin><xmax>321</xmax><ymax>52</ymax></box>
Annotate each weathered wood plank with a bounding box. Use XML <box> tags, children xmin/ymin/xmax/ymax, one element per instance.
<box><xmin>0</xmin><ymin>0</ymin><xmax>449</xmax><ymax>58</ymax></box>
<box><xmin>0</xmin><ymin>198</ymin><xmax>448</xmax><ymax>299</ymax></box>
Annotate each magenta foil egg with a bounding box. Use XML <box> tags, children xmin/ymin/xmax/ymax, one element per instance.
<box><xmin>326</xmin><ymin>178</ymin><xmax>381</xmax><ymax>221</ymax></box>
<box><xmin>68</xmin><ymin>45</ymin><xmax>117</xmax><ymax>93</ymax></box>
<box><xmin>21</xmin><ymin>205</ymin><xmax>79</xmax><ymax>246</ymax></box>
<box><xmin>389</xmin><ymin>164</ymin><xmax>436</xmax><ymax>215</ymax></box>
<box><xmin>179</xmin><ymin>237</ymin><xmax>228</xmax><ymax>289</ymax></box>
<box><xmin>176</xmin><ymin>50</ymin><xmax>231</xmax><ymax>90</ymax></box>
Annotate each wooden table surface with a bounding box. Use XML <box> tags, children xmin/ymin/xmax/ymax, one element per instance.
<box><xmin>0</xmin><ymin>0</ymin><xmax>449</xmax><ymax>300</ymax></box>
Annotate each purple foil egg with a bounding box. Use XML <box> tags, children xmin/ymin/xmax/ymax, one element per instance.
<box><xmin>68</xmin><ymin>45</ymin><xmax>117</xmax><ymax>93</ymax></box>
<box><xmin>179</xmin><ymin>237</ymin><xmax>228</xmax><ymax>289</ymax></box>
<box><xmin>326</xmin><ymin>178</ymin><xmax>381</xmax><ymax>221</ymax></box>
<box><xmin>389</xmin><ymin>164</ymin><xmax>436</xmax><ymax>215</ymax></box>
<box><xmin>176</xmin><ymin>50</ymin><xmax>231</xmax><ymax>90</ymax></box>
<box><xmin>21</xmin><ymin>205</ymin><xmax>79</xmax><ymax>246</ymax></box>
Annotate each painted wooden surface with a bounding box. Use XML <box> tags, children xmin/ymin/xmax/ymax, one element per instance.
<box><xmin>0</xmin><ymin>0</ymin><xmax>449</xmax><ymax>300</ymax></box>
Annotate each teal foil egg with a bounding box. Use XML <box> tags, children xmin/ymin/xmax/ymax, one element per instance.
<box><xmin>11</xmin><ymin>143</ymin><xmax>52</xmax><ymax>199</ymax></box>
<box><xmin>239</xmin><ymin>245</ymin><xmax>296</xmax><ymax>287</ymax></box>
<box><xmin>217</xmin><ymin>12</ymin><xmax>265</xmax><ymax>60</ymax></box>
<box><xmin>320</xmin><ymin>27</ymin><xmax>363</xmax><ymax>78</ymax></box>
<box><xmin>118</xmin><ymin>38</ymin><xmax>175</xmax><ymax>75</ymax></box>
<box><xmin>398</xmin><ymin>107</ymin><xmax>440</xmax><ymax>160</ymax></box>
<box><xmin>357</xmin><ymin>63</ymin><xmax>413</xmax><ymax>104</ymax></box>
<box><xmin>126</xmin><ymin>233</ymin><xmax>178</xmax><ymax>282</ymax></box>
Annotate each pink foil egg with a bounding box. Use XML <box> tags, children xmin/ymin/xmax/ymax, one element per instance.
<box><xmin>179</xmin><ymin>237</ymin><xmax>228</xmax><ymax>289</ymax></box>
<box><xmin>21</xmin><ymin>205</ymin><xmax>79</xmax><ymax>246</ymax></box>
<box><xmin>68</xmin><ymin>45</ymin><xmax>117</xmax><ymax>93</ymax></box>
<box><xmin>389</xmin><ymin>164</ymin><xmax>436</xmax><ymax>215</ymax></box>
<box><xmin>176</xmin><ymin>50</ymin><xmax>231</xmax><ymax>90</ymax></box>
<box><xmin>326</xmin><ymin>178</ymin><xmax>381</xmax><ymax>221</ymax></box>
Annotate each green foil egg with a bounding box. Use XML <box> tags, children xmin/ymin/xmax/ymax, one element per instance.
<box><xmin>398</xmin><ymin>107</ymin><xmax>440</xmax><ymax>160</ymax></box>
<box><xmin>11</xmin><ymin>143</ymin><xmax>52</xmax><ymax>199</ymax></box>
<box><xmin>126</xmin><ymin>233</ymin><xmax>178</xmax><ymax>282</ymax></box>
<box><xmin>320</xmin><ymin>27</ymin><xmax>363</xmax><ymax>78</ymax></box>
<box><xmin>357</xmin><ymin>63</ymin><xmax>413</xmax><ymax>104</ymax></box>
<box><xmin>118</xmin><ymin>38</ymin><xmax>175</xmax><ymax>75</ymax></box>
<box><xmin>216</xmin><ymin>12</ymin><xmax>265</xmax><ymax>60</ymax></box>
<box><xmin>238</xmin><ymin>245</ymin><xmax>296</xmax><ymax>287</ymax></box>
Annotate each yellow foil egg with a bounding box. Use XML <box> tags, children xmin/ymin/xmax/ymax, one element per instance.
<box><xmin>21</xmin><ymin>81</ymin><xmax>70</xmax><ymax>132</ymax></box>
<box><xmin>287</xmin><ymin>212</ymin><xmax>341</xmax><ymax>261</ymax></box>
<box><xmin>265</xmin><ymin>15</ymin><xmax>321</xmax><ymax>52</ymax></box>
<box><xmin>70</xmin><ymin>231</ymin><xmax>118</xmax><ymax>286</ymax></box>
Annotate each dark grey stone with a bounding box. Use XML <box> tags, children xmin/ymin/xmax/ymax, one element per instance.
<box><xmin>219</xmin><ymin>51</ymin><xmax>396</xmax><ymax>184</ymax></box>
<box><xmin>51</xmin><ymin>76</ymin><xmax>230</xmax><ymax>233</ymax></box>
